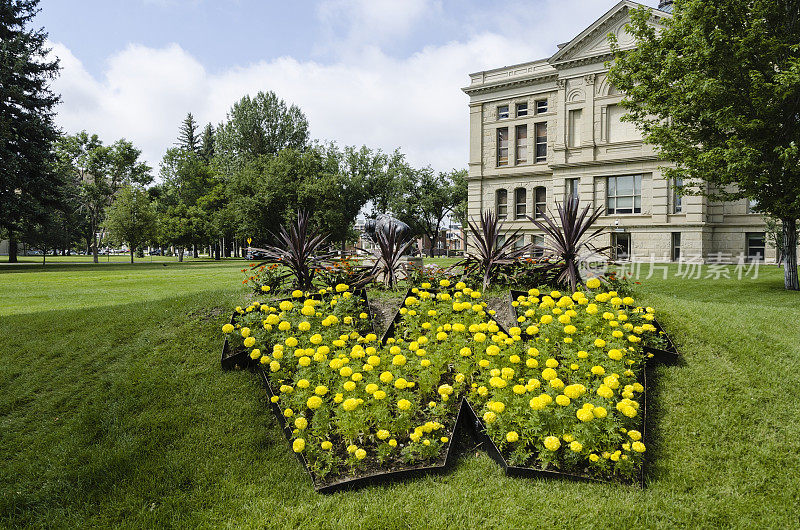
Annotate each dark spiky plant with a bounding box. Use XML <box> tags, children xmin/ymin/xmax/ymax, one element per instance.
<box><xmin>456</xmin><ymin>210</ymin><xmax>528</xmax><ymax>290</ymax></box>
<box><xmin>364</xmin><ymin>223</ymin><xmax>414</xmax><ymax>289</ymax></box>
<box><xmin>254</xmin><ymin>211</ymin><xmax>332</xmax><ymax>290</ymax></box>
<box><xmin>527</xmin><ymin>194</ymin><xmax>608</xmax><ymax>292</ymax></box>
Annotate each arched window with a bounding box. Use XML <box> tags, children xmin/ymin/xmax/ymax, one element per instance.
<box><xmin>534</xmin><ymin>186</ymin><xmax>547</xmax><ymax>219</ymax></box>
<box><xmin>514</xmin><ymin>188</ymin><xmax>527</xmax><ymax>219</ymax></box>
<box><xmin>496</xmin><ymin>189</ymin><xmax>508</xmax><ymax>219</ymax></box>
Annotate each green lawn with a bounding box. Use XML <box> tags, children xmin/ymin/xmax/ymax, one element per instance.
<box><xmin>1</xmin><ymin>261</ymin><xmax>799</xmax><ymax>528</ymax></box>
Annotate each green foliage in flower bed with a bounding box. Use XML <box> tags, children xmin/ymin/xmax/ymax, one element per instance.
<box><xmin>224</xmin><ymin>276</ymin><xmax>661</xmax><ymax>484</ymax></box>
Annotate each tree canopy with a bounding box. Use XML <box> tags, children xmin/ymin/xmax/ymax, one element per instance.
<box><xmin>608</xmin><ymin>0</ymin><xmax>800</xmax><ymax>290</ymax></box>
<box><xmin>0</xmin><ymin>0</ymin><xmax>61</xmax><ymax>262</ymax></box>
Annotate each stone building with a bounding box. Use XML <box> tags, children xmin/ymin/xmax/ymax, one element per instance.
<box><xmin>462</xmin><ymin>0</ymin><xmax>777</xmax><ymax>263</ymax></box>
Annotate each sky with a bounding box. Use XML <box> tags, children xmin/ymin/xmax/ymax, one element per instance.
<box><xmin>36</xmin><ymin>0</ymin><xmax>660</xmax><ymax>175</ymax></box>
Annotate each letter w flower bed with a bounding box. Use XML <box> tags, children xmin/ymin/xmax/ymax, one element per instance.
<box><xmin>221</xmin><ymin>279</ymin><xmax>667</xmax><ymax>490</ymax></box>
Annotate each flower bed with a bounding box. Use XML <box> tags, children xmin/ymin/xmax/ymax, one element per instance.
<box><xmin>221</xmin><ymin>279</ymin><xmax>670</xmax><ymax>490</ymax></box>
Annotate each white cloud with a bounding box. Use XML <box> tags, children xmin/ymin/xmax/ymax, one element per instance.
<box><xmin>49</xmin><ymin>0</ymin><xmax>651</xmax><ymax>176</ymax></box>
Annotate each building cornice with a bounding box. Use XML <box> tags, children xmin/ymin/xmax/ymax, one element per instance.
<box><xmin>462</xmin><ymin>73</ymin><xmax>558</xmax><ymax>96</ymax></box>
<box><xmin>549</xmin><ymin>155</ymin><xmax>662</xmax><ymax>169</ymax></box>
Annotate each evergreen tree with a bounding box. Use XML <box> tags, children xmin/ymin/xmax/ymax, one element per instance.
<box><xmin>177</xmin><ymin>112</ymin><xmax>199</xmax><ymax>153</ymax></box>
<box><xmin>0</xmin><ymin>0</ymin><xmax>61</xmax><ymax>262</ymax></box>
<box><xmin>200</xmin><ymin>123</ymin><xmax>215</xmax><ymax>162</ymax></box>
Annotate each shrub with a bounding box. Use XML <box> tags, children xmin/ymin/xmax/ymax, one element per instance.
<box><xmin>457</xmin><ymin>210</ymin><xmax>528</xmax><ymax>290</ymax></box>
<box><xmin>527</xmin><ymin>194</ymin><xmax>608</xmax><ymax>292</ymax></box>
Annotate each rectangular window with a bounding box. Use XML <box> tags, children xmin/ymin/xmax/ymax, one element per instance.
<box><xmin>532</xmin><ymin>234</ymin><xmax>545</xmax><ymax>257</ymax></box>
<box><xmin>514</xmin><ymin>235</ymin><xmax>525</xmax><ymax>250</ymax></box>
<box><xmin>607</xmin><ymin>175</ymin><xmax>642</xmax><ymax>214</ymax></box>
<box><xmin>536</xmin><ymin>99</ymin><xmax>548</xmax><ymax>114</ymax></box>
<box><xmin>534</xmin><ymin>186</ymin><xmax>547</xmax><ymax>219</ymax></box>
<box><xmin>672</xmin><ymin>177</ymin><xmax>683</xmax><ymax>213</ymax></box>
<box><xmin>568</xmin><ymin>109</ymin><xmax>582</xmax><ymax>147</ymax></box>
<box><xmin>611</xmin><ymin>232</ymin><xmax>631</xmax><ymax>261</ymax></box>
<box><xmin>496</xmin><ymin>189</ymin><xmax>508</xmax><ymax>219</ymax></box>
<box><xmin>515</xmin><ymin>188</ymin><xmax>527</xmax><ymax>219</ymax></box>
<box><xmin>607</xmin><ymin>104</ymin><xmax>639</xmax><ymax>143</ymax></box>
<box><xmin>497</xmin><ymin>105</ymin><xmax>509</xmax><ymax>119</ymax></box>
<box><xmin>516</xmin><ymin>102</ymin><xmax>528</xmax><ymax>117</ymax></box>
<box><xmin>497</xmin><ymin>128</ymin><xmax>509</xmax><ymax>166</ymax></box>
<box><xmin>746</xmin><ymin>232</ymin><xmax>765</xmax><ymax>261</ymax></box>
<box><xmin>534</xmin><ymin>122</ymin><xmax>547</xmax><ymax>162</ymax></box>
<box><xmin>515</xmin><ymin>125</ymin><xmax>527</xmax><ymax>164</ymax></box>
<box><xmin>671</xmin><ymin>232</ymin><xmax>681</xmax><ymax>261</ymax></box>
<box><xmin>497</xmin><ymin>234</ymin><xmax>506</xmax><ymax>247</ymax></box>
<box><xmin>566</xmin><ymin>178</ymin><xmax>579</xmax><ymax>202</ymax></box>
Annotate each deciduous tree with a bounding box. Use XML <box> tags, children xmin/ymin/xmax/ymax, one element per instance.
<box><xmin>608</xmin><ymin>0</ymin><xmax>800</xmax><ymax>290</ymax></box>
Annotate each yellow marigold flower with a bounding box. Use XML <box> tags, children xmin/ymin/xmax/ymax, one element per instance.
<box><xmin>555</xmin><ymin>394</ymin><xmax>571</xmax><ymax>406</ymax></box>
<box><xmin>269</xmin><ymin>360</ymin><xmax>280</xmax><ymax>372</ymax></box>
<box><xmin>335</xmin><ymin>283</ymin><xmax>349</xmax><ymax>292</ymax></box>
<box><xmin>513</xmin><ymin>384</ymin><xmax>526</xmax><ymax>395</ymax></box>
<box><xmin>541</xmin><ymin>368</ymin><xmax>557</xmax><ymax>381</ymax></box>
<box><xmin>506</xmin><ymin>431</ymin><xmax>519</xmax><ymax>443</ymax></box>
<box><xmin>526</xmin><ymin>358</ymin><xmax>539</xmax><ymax>368</ymax></box>
<box><xmin>439</xmin><ymin>279</ymin><xmax>450</xmax><ymax>287</ymax></box>
<box><xmin>249</xmin><ymin>349</ymin><xmax>261</xmax><ymax>360</ymax></box>
<box><xmin>397</xmin><ymin>399</ymin><xmax>411</xmax><ymax>411</ymax></box>
<box><xmin>564</xmin><ymin>325</ymin><xmax>577</xmax><ymax>334</ymax></box>
<box><xmin>569</xmin><ymin>441</ymin><xmax>583</xmax><ymax>452</ymax></box>
<box><xmin>376</xmin><ymin>429</ymin><xmax>390</xmax><ymax>440</ymax></box>
<box><xmin>292</xmin><ymin>438</ymin><xmax>305</xmax><ymax>452</ymax></box>
<box><xmin>586</xmin><ymin>278</ymin><xmax>601</xmax><ymax>289</ymax></box>
<box><xmin>342</xmin><ymin>398</ymin><xmax>360</xmax><ymax>411</ymax></box>
<box><xmin>564</xmin><ymin>384</ymin><xmax>586</xmax><ymax>399</ymax></box>
<box><xmin>488</xmin><ymin>401</ymin><xmax>505</xmax><ymax>413</ymax></box>
<box><xmin>544</xmin><ymin>436</ymin><xmax>561</xmax><ymax>451</ymax></box>
<box><xmin>438</xmin><ymin>384</ymin><xmax>454</xmax><ymax>396</ymax></box>
<box><xmin>243</xmin><ymin>336</ymin><xmax>255</xmax><ymax>348</ymax></box>
<box><xmin>222</xmin><ymin>323</ymin><xmax>234</xmax><ymax>334</ymax></box>
<box><xmin>283</xmin><ymin>408</ymin><xmax>293</xmax><ymax>417</ymax></box>
<box><xmin>591</xmin><ymin>365</ymin><xmax>606</xmax><ymax>376</ymax></box>
<box><xmin>343</xmin><ymin>381</ymin><xmax>356</xmax><ymax>392</ymax></box>
<box><xmin>392</xmin><ymin>354</ymin><xmax>407</xmax><ymax>366</ymax></box>
<box><xmin>540</xmin><ymin>315</ymin><xmax>553</xmax><ymax>324</ymax></box>
<box><xmin>373</xmin><ymin>390</ymin><xmax>386</xmax><ymax>400</ymax></box>
<box><xmin>355</xmin><ymin>448</ymin><xmax>367</xmax><ymax>460</ymax></box>
<box><xmin>545</xmin><ymin>358</ymin><xmax>559</xmax><ymax>368</ymax></box>
<box><xmin>489</xmin><ymin>376</ymin><xmax>507</xmax><ymax>388</ymax></box>
<box><xmin>576</xmin><ymin>408</ymin><xmax>594</xmax><ymax>422</ymax></box>
<box><xmin>306</xmin><ymin>395</ymin><xmax>323</xmax><ymax>410</ymax></box>
<box><xmin>549</xmin><ymin>378</ymin><xmax>564</xmax><ymax>390</ymax></box>
<box><xmin>632</xmin><ymin>441</ymin><xmax>646</xmax><ymax>453</ymax></box>
<box><xmin>294</xmin><ymin>417</ymin><xmax>308</xmax><ymax>430</ymax></box>
<box><xmin>483</xmin><ymin>411</ymin><xmax>497</xmax><ymax>423</ymax></box>
<box><xmin>379</xmin><ymin>371</ymin><xmax>394</xmax><ymax>384</ymax></box>
<box><xmin>597</xmin><ymin>385</ymin><xmax>614</xmax><ymax>399</ymax></box>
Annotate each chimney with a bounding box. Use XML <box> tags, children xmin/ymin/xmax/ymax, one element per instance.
<box><xmin>658</xmin><ymin>0</ymin><xmax>674</xmax><ymax>12</ymax></box>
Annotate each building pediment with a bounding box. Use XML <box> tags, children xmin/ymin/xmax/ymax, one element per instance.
<box><xmin>548</xmin><ymin>1</ymin><xmax>670</xmax><ymax>67</ymax></box>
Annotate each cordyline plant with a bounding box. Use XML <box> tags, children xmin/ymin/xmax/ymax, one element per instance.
<box><xmin>456</xmin><ymin>210</ymin><xmax>528</xmax><ymax>290</ymax></box>
<box><xmin>363</xmin><ymin>223</ymin><xmax>414</xmax><ymax>289</ymax></box>
<box><xmin>527</xmin><ymin>194</ymin><xmax>608</xmax><ymax>292</ymax></box>
<box><xmin>252</xmin><ymin>211</ymin><xmax>334</xmax><ymax>290</ymax></box>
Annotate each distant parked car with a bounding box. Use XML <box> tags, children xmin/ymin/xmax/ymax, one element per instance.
<box><xmin>149</xmin><ymin>249</ymin><xmax>162</xmax><ymax>256</ymax></box>
<box><xmin>246</xmin><ymin>249</ymin><xmax>268</xmax><ymax>260</ymax></box>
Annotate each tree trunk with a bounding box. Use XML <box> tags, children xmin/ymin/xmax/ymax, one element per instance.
<box><xmin>130</xmin><ymin>247</ymin><xmax>134</xmax><ymax>264</ymax></box>
<box><xmin>8</xmin><ymin>235</ymin><xmax>18</xmax><ymax>263</ymax></box>
<box><xmin>783</xmin><ymin>217</ymin><xmax>799</xmax><ymax>290</ymax></box>
<box><xmin>193</xmin><ymin>244</ymin><xmax>198</xmax><ymax>258</ymax></box>
<box><xmin>214</xmin><ymin>241</ymin><xmax>220</xmax><ymax>260</ymax></box>
<box><xmin>42</xmin><ymin>251</ymin><xmax>46</xmax><ymax>265</ymax></box>
<box><xmin>178</xmin><ymin>248</ymin><xmax>184</xmax><ymax>262</ymax></box>
<box><xmin>92</xmin><ymin>231</ymin><xmax>99</xmax><ymax>264</ymax></box>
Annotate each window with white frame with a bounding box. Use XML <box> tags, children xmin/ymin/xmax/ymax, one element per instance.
<box><xmin>746</xmin><ymin>232</ymin><xmax>765</xmax><ymax>261</ymax></box>
<box><xmin>672</xmin><ymin>177</ymin><xmax>683</xmax><ymax>213</ymax></box>
<box><xmin>497</xmin><ymin>128</ymin><xmax>509</xmax><ymax>166</ymax></box>
<box><xmin>497</xmin><ymin>105</ymin><xmax>509</xmax><ymax>119</ymax></box>
<box><xmin>671</xmin><ymin>232</ymin><xmax>681</xmax><ymax>261</ymax></box>
<box><xmin>496</xmin><ymin>189</ymin><xmax>508</xmax><ymax>219</ymax></box>
<box><xmin>515</xmin><ymin>125</ymin><xmax>527</xmax><ymax>164</ymax></box>
<box><xmin>566</xmin><ymin>178</ymin><xmax>579</xmax><ymax>202</ymax></box>
<box><xmin>534</xmin><ymin>122</ymin><xmax>547</xmax><ymax>162</ymax></box>
<box><xmin>514</xmin><ymin>187</ymin><xmax>527</xmax><ymax>219</ymax></box>
<box><xmin>568</xmin><ymin>109</ymin><xmax>582</xmax><ymax>147</ymax></box>
<box><xmin>534</xmin><ymin>186</ymin><xmax>547</xmax><ymax>219</ymax></box>
<box><xmin>516</xmin><ymin>102</ymin><xmax>528</xmax><ymax>117</ymax></box>
<box><xmin>607</xmin><ymin>175</ymin><xmax>642</xmax><ymax>214</ymax></box>
<box><xmin>532</xmin><ymin>234</ymin><xmax>545</xmax><ymax>257</ymax></box>
<box><xmin>535</xmin><ymin>99</ymin><xmax>548</xmax><ymax>114</ymax></box>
